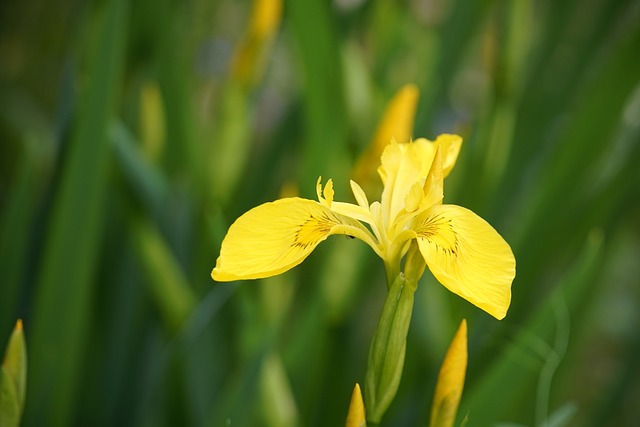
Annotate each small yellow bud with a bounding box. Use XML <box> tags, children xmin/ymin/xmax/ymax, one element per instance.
<box><xmin>345</xmin><ymin>383</ymin><xmax>366</xmax><ymax>427</ymax></box>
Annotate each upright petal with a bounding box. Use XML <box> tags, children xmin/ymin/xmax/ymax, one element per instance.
<box><xmin>345</xmin><ymin>383</ymin><xmax>367</xmax><ymax>427</ymax></box>
<box><xmin>414</xmin><ymin>205</ymin><xmax>515</xmax><ymax>319</ymax></box>
<box><xmin>433</xmin><ymin>134</ymin><xmax>462</xmax><ymax>178</ymax></box>
<box><xmin>430</xmin><ymin>320</ymin><xmax>467</xmax><ymax>427</ymax></box>
<box><xmin>378</xmin><ymin>140</ymin><xmax>433</xmax><ymax>224</ymax></box>
<box><xmin>212</xmin><ymin>198</ymin><xmax>377</xmax><ymax>281</ymax></box>
<box><xmin>350</xmin><ymin>180</ymin><xmax>370</xmax><ymax>210</ymax></box>
<box><xmin>421</xmin><ymin>146</ymin><xmax>444</xmax><ymax>208</ymax></box>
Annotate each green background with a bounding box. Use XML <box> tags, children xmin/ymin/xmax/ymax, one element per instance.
<box><xmin>1</xmin><ymin>0</ymin><xmax>639</xmax><ymax>425</ymax></box>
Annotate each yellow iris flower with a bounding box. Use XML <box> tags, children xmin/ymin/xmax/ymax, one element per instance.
<box><xmin>212</xmin><ymin>135</ymin><xmax>515</xmax><ymax>319</ymax></box>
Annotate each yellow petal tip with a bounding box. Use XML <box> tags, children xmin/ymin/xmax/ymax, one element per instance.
<box><xmin>345</xmin><ymin>383</ymin><xmax>366</xmax><ymax>427</ymax></box>
<box><xmin>430</xmin><ymin>319</ymin><xmax>468</xmax><ymax>427</ymax></box>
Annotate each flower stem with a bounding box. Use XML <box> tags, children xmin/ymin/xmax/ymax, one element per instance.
<box><xmin>364</xmin><ymin>273</ymin><xmax>418</xmax><ymax>424</ymax></box>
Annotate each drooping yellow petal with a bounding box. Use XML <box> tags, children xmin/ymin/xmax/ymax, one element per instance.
<box><xmin>352</xmin><ymin>84</ymin><xmax>419</xmax><ymax>187</ymax></box>
<box><xmin>414</xmin><ymin>205</ymin><xmax>515</xmax><ymax>319</ymax></box>
<box><xmin>345</xmin><ymin>383</ymin><xmax>367</xmax><ymax>427</ymax></box>
<box><xmin>212</xmin><ymin>198</ymin><xmax>378</xmax><ymax>281</ymax></box>
<box><xmin>430</xmin><ymin>320</ymin><xmax>467</xmax><ymax>427</ymax></box>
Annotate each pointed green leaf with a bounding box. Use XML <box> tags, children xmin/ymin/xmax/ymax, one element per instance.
<box><xmin>259</xmin><ymin>351</ymin><xmax>299</xmax><ymax>427</ymax></box>
<box><xmin>288</xmin><ymin>0</ymin><xmax>348</xmax><ymax>195</ymax></box>
<box><xmin>1</xmin><ymin>321</ymin><xmax>26</xmax><ymax>411</ymax></box>
<box><xmin>0</xmin><ymin>366</ymin><xmax>20</xmax><ymax>427</ymax></box>
<box><xmin>132</xmin><ymin>217</ymin><xmax>196</xmax><ymax>334</ymax></box>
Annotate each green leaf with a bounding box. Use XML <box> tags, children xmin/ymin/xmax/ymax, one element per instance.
<box><xmin>259</xmin><ymin>351</ymin><xmax>299</xmax><ymax>427</ymax></box>
<box><xmin>0</xmin><ymin>321</ymin><xmax>26</xmax><ymax>427</ymax></box>
<box><xmin>209</xmin><ymin>82</ymin><xmax>251</xmax><ymax>204</ymax></box>
<box><xmin>111</xmin><ymin>121</ymin><xmax>168</xmax><ymax>216</ymax></box>
<box><xmin>0</xmin><ymin>151</ymin><xmax>35</xmax><ymax>345</ymax></box>
<box><xmin>0</xmin><ymin>366</ymin><xmax>20</xmax><ymax>427</ymax></box>
<box><xmin>1</xmin><ymin>321</ymin><xmax>26</xmax><ymax>412</ymax></box>
<box><xmin>545</xmin><ymin>402</ymin><xmax>578</xmax><ymax>427</ymax></box>
<box><xmin>287</xmin><ymin>0</ymin><xmax>348</xmax><ymax>196</ymax></box>
<box><xmin>131</xmin><ymin>216</ymin><xmax>196</xmax><ymax>334</ymax></box>
<box><xmin>26</xmin><ymin>0</ymin><xmax>128</xmax><ymax>425</ymax></box>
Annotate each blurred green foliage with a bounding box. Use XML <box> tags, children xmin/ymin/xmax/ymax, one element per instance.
<box><xmin>1</xmin><ymin>320</ymin><xmax>27</xmax><ymax>427</ymax></box>
<box><xmin>1</xmin><ymin>0</ymin><xmax>639</xmax><ymax>426</ymax></box>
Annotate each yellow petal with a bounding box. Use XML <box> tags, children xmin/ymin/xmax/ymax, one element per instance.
<box><xmin>415</xmin><ymin>205</ymin><xmax>515</xmax><ymax>319</ymax></box>
<box><xmin>316</xmin><ymin>176</ymin><xmax>324</xmax><ymax>203</ymax></box>
<box><xmin>316</xmin><ymin>176</ymin><xmax>335</xmax><ymax>208</ymax></box>
<box><xmin>422</xmin><ymin>145</ymin><xmax>443</xmax><ymax>208</ymax></box>
<box><xmin>250</xmin><ymin>0</ymin><xmax>283</xmax><ymax>38</ymax></box>
<box><xmin>330</xmin><ymin>201</ymin><xmax>376</xmax><ymax>227</ymax></box>
<box><xmin>433</xmin><ymin>134</ymin><xmax>462</xmax><ymax>178</ymax></box>
<box><xmin>345</xmin><ymin>383</ymin><xmax>367</xmax><ymax>427</ymax></box>
<box><xmin>350</xmin><ymin>180</ymin><xmax>370</xmax><ymax>210</ymax></box>
<box><xmin>324</xmin><ymin>179</ymin><xmax>335</xmax><ymax>206</ymax></box>
<box><xmin>379</xmin><ymin>140</ymin><xmax>433</xmax><ymax>224</ymax></box>
<box><xmin>212</xmin><ymin>198</ymin><xmax>376</xmax><ymax>281</ymax></box>
<box><xmin>430</xmin><ymin>319</ymin><xmax>467</xmax><ymax>427</ymax></box>
<box><xmin>404</xmin><ymin>182</ymin><xmax>424</xmax><ymax>213</ymax></box>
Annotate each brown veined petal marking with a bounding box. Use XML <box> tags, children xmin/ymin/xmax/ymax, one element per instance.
<box><xmin>414</xmin><ymin>204</ymin><xmax>515</xmax><ymax>319</ymax></box>
<box><xmin>212</xmin><ymin>197</ymin><xmax>372</xmax><ymax>281</ymax></box>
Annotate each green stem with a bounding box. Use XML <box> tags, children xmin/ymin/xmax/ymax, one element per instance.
<box><xmin>364</xmin><ymin>273</ymin><xmax>417</xmax><ymax>424</ymax></box>
<box><xmin>383</xmin><ymin>260</ymin><xmax>399</xmax><ymax>288</ymax></box>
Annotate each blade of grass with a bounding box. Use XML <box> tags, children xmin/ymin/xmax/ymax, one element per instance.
<box><xmin>495</xmin><ymin>0</ymin><xmax>631</xmax><ymax>210</ymax></box>
<box><xmin>111</xmin><ymin>120</ymin><xmax>169</xmax><ymax>218</ymax></box>
<box><xmin>154</xmin><ymin>0</ymin><xmax>202</xmax><ymax>189</ymax></box>
<box><xmin>130</xmin><ymin>215</ymin><xmax>196</xmax><ymax>335</ymax></box>
<box><xmin>0</xmin><ymin>152</ymin><xmax>36</xmax><ymax>342</ymax></box>
<box><xmin>508</xmin><ymin>20</ymin><xmax>640</xmax><ymax>310</ymax></box>
<box><xmin>24</xmin><ymin>0</ymin><xmax>127</xmax><ymax>425</ymax></box>
<box><xmin>288</xmin><ymin>0</ymin><xmax>349</xmax><ymax>196</ymax></box>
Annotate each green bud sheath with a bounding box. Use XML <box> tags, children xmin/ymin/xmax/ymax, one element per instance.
<box><xmin>365</xmin><ymin>274</ymin><xmax>417</xmax><ymax>423</ymax></box>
